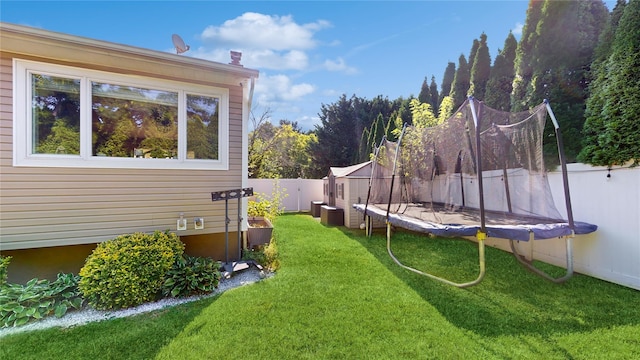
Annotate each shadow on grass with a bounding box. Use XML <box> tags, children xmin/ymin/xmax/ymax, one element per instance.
<box><xmin>337</xmin><ymin>225</ymin><xmax>640</xmax><ymax>338</ymax></box>
<box><xmin>0</xmin><ymin>293</ymin><xmax>219</xmax><ymax>360</ymax></box>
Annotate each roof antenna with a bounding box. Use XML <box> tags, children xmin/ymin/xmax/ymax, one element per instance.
<box><xmin>172</xmin><ymin>34</ymin><xmax>190</xmax><ymax>54</ymax></box>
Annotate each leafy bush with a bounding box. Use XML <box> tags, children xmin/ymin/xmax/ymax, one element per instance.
<box><xmin>78</xmin><ymin>230</ymin><xmax>184</xmax><ymax>310</ymax></box>
<box><xmin>248</xmin><ymin>181</ymin><xmax>288</xmax><ymax>222</ymax></box>
<box><xmin>0</xmin><ymin>255</ymin><xmax>11</xmax><ymax>287</ymax></box>
<box><xmin>242</xmin><ymin>239</ymin><xmax>280</xmax><ymax>272</ymax></box>
<box><xmin>0</xmin><ymin>273</ymin><xmax>84</xmax><ymax>328</ymax></box>
<box><xmin>162</xmin><ymin>255</ymin><xmax>221</xmax><ymax>298</ymax></box>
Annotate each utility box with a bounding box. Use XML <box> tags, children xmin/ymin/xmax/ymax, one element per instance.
<box><xmin>320</xmin><ymin>205</ymin><xmax>344</xmax><ymax>226</ymax></box>
<box><xmin>310</xmin><ymin>201</ymin><xmax>326</xmax><ymax>217</ymax></box>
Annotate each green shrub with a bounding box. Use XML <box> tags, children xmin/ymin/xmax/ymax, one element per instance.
<box><xmin>0</xmin><ymin>255</ymin><xmax>11</xmax><ymax>287</ymax></box>
<box><xmin>242</xmin><ymin>239</ymin><xmax>280</xmax><ymax>272</ymax></box>
<box><xmin>247</xmin><ymin>181</ymin><xmax>288</xmax><ymax>222</ymax></box>
<box><xmin>78</xmin><ymin>230</ymin><xmax>184</xmax><ymax>310</ymax></box>
<box><xmin>162</xmin><ymin>255</ymin><xmax>221</xmax><ymax>298</ymax></box>
<box><xmin>0</xmin><ymin>273</ymin><xmax>84</xmax><ymax>328</ymax></box>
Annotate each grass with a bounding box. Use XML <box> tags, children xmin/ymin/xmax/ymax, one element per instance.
<box><xmin>1</xmin><ymin>213</ymin><xmax>639</xmax><ymax>359</ymax></box>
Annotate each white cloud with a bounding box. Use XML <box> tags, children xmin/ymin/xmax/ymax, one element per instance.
<box><xmin>254</xmin><ymin>73</ymin><xmax>315</xmax><ymax>103</ymax></box>
<box><xmin>513</xmin><ymin>22</ymin><xmax>524</xmax><ymax>36</ymax></box>
<box><xmin>201</xmin><ymin>12</ymin><xmax>330</xmax><ymax>51</ymax></box>
<box><xmin>323</xmin><ymin>57</ymin><xmax>358</xmax><ymax>74</ymax></box>
<box><xmin>197</xmin><ymin>12</ymin><xmax>332</xmax><ymax>72</ymax></box>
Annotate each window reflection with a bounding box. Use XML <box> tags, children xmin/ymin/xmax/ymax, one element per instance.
<box><xmin>31</xmin><ymin>74</ymin><xmax>81</xmax><ymax>155</ymax></box>
<box><xmin>187</xmin><ymin>94</ymin><xmax>219</xmax><ymax>160</ymax></box>
<box><xmin>91</xmin><ymin>82</ymin><xmax>178</xmax><ymax>158</ymax></box>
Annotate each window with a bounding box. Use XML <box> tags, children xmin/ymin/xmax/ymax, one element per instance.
<box><xmin>14</xmin><ymin>59</ymin><xmax>229</xmax><ymax>170</ymax></box>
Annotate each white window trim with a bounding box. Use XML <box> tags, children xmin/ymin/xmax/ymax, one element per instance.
<box><xmin>13</xmin><ymin>59</ymin><xmax>229</xmax><ymax>170</ymax></box>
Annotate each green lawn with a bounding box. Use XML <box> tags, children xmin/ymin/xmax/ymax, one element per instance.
<box><xmin>1</xmin><ymin>213</ymin><xmax>638</xmax><ymax>359</ymax></box>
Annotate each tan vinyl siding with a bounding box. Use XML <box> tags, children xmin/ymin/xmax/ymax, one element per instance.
<box><xmin>0</xmin><ymin>46</ymin><xmax>252</xmax><ymax>250</ymax></box>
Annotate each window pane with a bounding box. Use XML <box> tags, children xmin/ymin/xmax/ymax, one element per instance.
<box><xmin>31</xmin><ymin>74</ymin><xmax>81</xmax><ymax>154</ymax></box>
<box><xmin>187</xmin><ymin>94</ymin><xmax>219</xmax><ymax>160</ymax></box>
<box><xmin>91</xmin><ymin>82</ymin><xmax>178</xmax><ymax>158</ymax></box>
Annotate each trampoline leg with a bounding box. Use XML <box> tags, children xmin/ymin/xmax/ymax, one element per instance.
<box><xmin>510</xmin><ymin>234</ymin><xmax>574</xmax><ymax>283</ymax></box>
<box><xmin>386</xmin><ymin>223</ymin><xmax>486</xmax><ymax>288</ymax></box>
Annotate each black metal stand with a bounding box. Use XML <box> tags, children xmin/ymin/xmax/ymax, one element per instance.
<box><xmin>211</xmin><ymin>187</ymin><xmax>262</xmax><ymax>277</ymax></box>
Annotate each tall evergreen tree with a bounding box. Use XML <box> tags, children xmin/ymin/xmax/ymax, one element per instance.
<box><xmin>580</xmin><ymin>0</ymin><xmax>639</xmax><ymax>167</ymax></box>
<box><xmin>311</xmin><ymin>94</ymin><xmax>360</xmax><ymax>177</ymax></box>
<box><xmin>470</xmin><ymin>32</ymin><xmax>492</xmax><ymax>101</ymax></box>
<box><xmin>485</xmin><ymin>32</ymin><xmax>517</xmax><ymax>111</ymax></box>
<box><xmin>512</xmin><ymin>0</ymin><xmax>608</xmax><ymax>163</ymax></box>
<box><xmin>512</xmin><ymin>0</ymin><xmax>544</xmax><ymax>111</ymax></box>
<box><xmin>449</xmin><ymin>54</ymin><xmax>470</xmax><ymax>109</ymax></box>
<box><xmin>418</xmin><ymin>77</ymin><xmax>429</xmax><ymax>103</ymax></box>
<box><xmin>468</xmin><ymin>38</ymin><xmax>480</xmax><ymax>73</ymax></box>
<box><xmin>439</xmin><ymin>62</ymin><xmax>456</xmax><ymax>108</ymax></box>
<box><xmin>579</xmin><ymin>0</ymin><xmax>627</xmax><ymax>167</ymax></box>
<box><xmin>428</xmin><ymin>75</ymin><xmax>439</xmax><ymax>118</ymax></box>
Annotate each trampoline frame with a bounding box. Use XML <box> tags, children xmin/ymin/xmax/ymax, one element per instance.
<box><xmin>361</xmin><ymin>97</ymin><xmax>584</xmax><ymax>287</ymax></box>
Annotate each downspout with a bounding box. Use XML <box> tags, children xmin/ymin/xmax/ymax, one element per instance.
<box><xmin>241</xmin><ymin>76</ymin><xmax>257</xmax><ymax>235</ymax></box>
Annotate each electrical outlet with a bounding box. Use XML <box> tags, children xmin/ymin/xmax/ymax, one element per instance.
<box><xmin>194</xmin><ymin>217</ymin><xmax>204</xmax><ymax>230</ymax></box>
<box><xmin>177</xmin><ymin>213</ymin><xmax>187</xmax><ymax>231</ymax></box>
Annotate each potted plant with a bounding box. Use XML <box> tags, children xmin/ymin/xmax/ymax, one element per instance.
<box><xmin>246</xmin><ymin>184</ymin><xmax>286</xmax><ymax>248</ymax></box>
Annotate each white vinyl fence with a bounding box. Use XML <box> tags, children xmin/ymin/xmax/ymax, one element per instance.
<box><xmin>249</xmin><ymin>164</ymin><xmax>640</xmax><ymax>290</ymax></box>
<box><xmin>249</xmin><ymin>178</ymin><xmax>324</xmax><ymax>212</ymax></box>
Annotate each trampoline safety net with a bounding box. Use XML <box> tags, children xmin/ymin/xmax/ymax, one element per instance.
<box><xmin>361</xmin><ymin>98</ymin><xmax>597</xmax><ymax>241</ymax></box>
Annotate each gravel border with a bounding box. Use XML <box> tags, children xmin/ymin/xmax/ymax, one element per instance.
<box><xmin>0</xmin><ymin>268</ymin><xmax>272</xmax><ymax>338</ymax></box>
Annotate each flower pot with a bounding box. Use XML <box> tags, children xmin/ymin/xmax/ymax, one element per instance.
<box><xmin>247</xmin><ymin>217</ymin><xmax>273</xmax><ymax>248</ymax></box>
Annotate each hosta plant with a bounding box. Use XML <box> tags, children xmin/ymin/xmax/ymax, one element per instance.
<box><xmin>162</xmin><ymin>255</ymin><xmax>221</xmax><ymax>298</ymax></box>
<box><xmin>0</xmin><ymin>273</ymin><xmax>84</xmax><ymax>328</ymax></box>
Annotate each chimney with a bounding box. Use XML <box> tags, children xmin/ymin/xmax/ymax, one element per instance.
<box><xmin>229</xmin><ymin>51</ymin><xmax>242</xmax><ymax>66</ymax></box>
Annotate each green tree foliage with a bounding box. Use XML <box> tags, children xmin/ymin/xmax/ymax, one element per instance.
<box><xmin>311</xmin><ymin>94</ymin><xmax>407</xmax><ymax>177</ymax></box>
<box><xmin>92</xmin><ymin>87</ymin><xmax>178</xmax><ymax>158</ymax></box>
<box><xmin>512</xmin><ymin>0</ymin><xmax>608</xmax><ymax>163</ymax></box>
<box><xmin>409</xmin><ymin>99</ymin><xmax>439</xmax><ymax>128</ymax></box>
<box><xmin>31</xmin><ymin>75</ymin><xmax>81</xmax><ymax>155</ymax></box>
<box><xmin>186</xmin><ymin>95</ymin><xmax>219</xmax><ymax>160</ymax></box>
<box><xmin>512</xmin><ymin>0</ymin><xmax>544</xmax><ymax>111</ymax></box>
<box><xmin>449</xmin><ymin>54</ymin><xmax>470</xmax><ymax>110</ymax></box>
<box><xmin>417</xmin><ymin>76</ymin><xmax>440</xmax><ymax>118</ymax></box>
<box><xmin>437</xmin><ymin>96</ymin><xmax>455</xmax><ymax>124</ymax></box>
<box><xmin>249</xmin><ymin>118</ymin><xmax>318</xmax><ymax>179</ymax></box>
<box><xmin>580</xmin><ymin>0</ymin><xmax>640</xmax><ymax>167</ymax></box>
<box><xmin>418</xmin><ymin>77</ymin><xmax>429</xmax><ymax>103</ymax></box>
<box><xmin>36</xmin><ymin>119</ymin><xmax>81</xmax><ymax>155</ymax></box>
<box><xmin>485</xmin><ymin>32</ymin><xmax>517</xmax><ymax>111</ymax></box>
<box><xmin>439</xmin><ymin>62</ymin><xmax>456</xmax><ymax>108</ymax></box>
<box><xmin>470</xmin><ymin>33</ymin><xmax>492</xmax><ymax>101</ymax></box>
<box><xmin>312</xmin><ymin>94</ymin><xmax>367</xmax><ymax>176</ymax></box>
<box><xmin>428</xmin><ymin>76</ymin><xmax>439</xmax><ymax>118</ymax></box>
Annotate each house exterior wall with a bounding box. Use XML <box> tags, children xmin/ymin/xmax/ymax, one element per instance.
<box><xmin>0</xmin><ymin>24</ymin><xmax>258</xmax><ymax>268</ymax></box>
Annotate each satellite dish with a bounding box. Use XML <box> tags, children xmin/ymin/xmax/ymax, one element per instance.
<box><xmin>172</xmin><ymin>34</ymin><xmax>190</xmax><ymax>54</ymax></box>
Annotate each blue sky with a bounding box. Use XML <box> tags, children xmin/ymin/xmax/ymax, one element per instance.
<box><xmin>1</xmin><ymin>1</ymin><xmax>617</xmax><ymax>131</ymax></box>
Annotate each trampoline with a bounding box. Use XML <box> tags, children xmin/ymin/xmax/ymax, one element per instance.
<box><xmin>355</xmin><ymin>97</ymin><xmax>597</xmax><ymax>287</ymax></box>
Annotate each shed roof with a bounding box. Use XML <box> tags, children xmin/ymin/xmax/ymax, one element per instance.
<box><xmin>326</xmin><ymin>161</ymin><xmax>372</xmax><ymax>179</ymax></box>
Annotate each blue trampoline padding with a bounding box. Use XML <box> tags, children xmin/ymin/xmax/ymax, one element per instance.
<box><xmin>353</xmin><ymin>203</ymin><xmax>597</xmax><ymax>241</ymax></box>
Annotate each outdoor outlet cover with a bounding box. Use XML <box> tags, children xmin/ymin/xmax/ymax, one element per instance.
<box><xmin>177</xmin><ymin>218</ymin><xmax>187</xmax><ymax>231</ymax></box>
<box><xmin>194</xmin><ymin>217</ymin><xmax>204</xmax><ymax>230</ymax></box>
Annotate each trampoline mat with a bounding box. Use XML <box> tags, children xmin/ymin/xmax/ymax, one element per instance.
<box><xmin>353</xmin><ymin>203</ymin><xmax>597</xmax><ymax>241</ymax></box>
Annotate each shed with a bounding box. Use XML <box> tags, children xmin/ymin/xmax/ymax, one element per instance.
<box><xmin>322</xmin><ymin>161</ymin><xmax>373</xmax><ymax>229</ymax></box>
<box><xmin>0</xmin><ymin>22</ymin><xmax>259</xmax><ymax>283</ymax></box>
